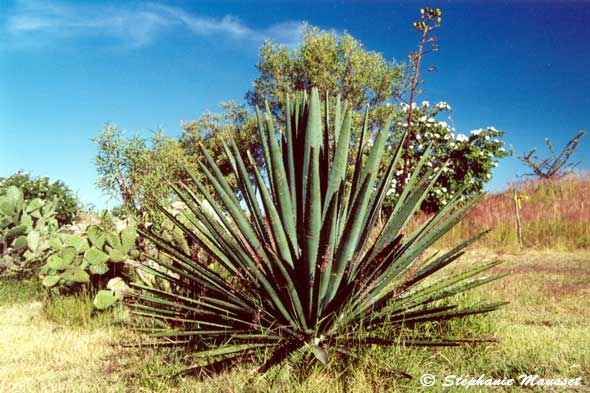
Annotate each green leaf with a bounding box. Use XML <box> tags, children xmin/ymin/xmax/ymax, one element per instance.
<box><xmin>105</xmin><ymin>232</ymin><xmax>122</xmax><ymax>249</ymax></box>
<box><xmin>48</xmin><ymin>236</ymin><xmax>63</xmax><ymax>249</ymax></box>
<box><xmin>47</xmin><ymin>255</ymin><xmax>67</xmax><ymax>270</ymax></box>
<box><xmin>84</xmin><ymin>247</ymin><xmax>109</xmax><ymax>265</ymax></box>
<box><xmin>27</xmin><ymin>230</ymin><xmax>40</xmax><ymax>252</ymax></box>
<box><xmin>86</xmin><ymin>225</ymin><xmax>105</xmax><ymax>249</ymax></box>
<box><xmin>120</xmin><ymin>226</ymin><xmax>137</xmax><ymax>251</ymax></box>
<box><xmin>312</xmin><ymin>345</ymin><xmax>328</xmax><ymax>365</ymax></box>
<box><xmin>20</xmin><ymin>213</ymin><xmax>33</xmax><ymax>229</ymax></box>
<box><xmin>5</xmin><ymin>186</ymin><xmax>24</xmax><ymax>213</ymax></box>
<box><xmin>25</xmin><ymin>198</ymin><xmax>44</xmax><ymax>213</ymax></box>
<box><xmin>89</xmin><ymin>263</ymin><xmax>109</xmax><ymax>275</ymax></box>
<box><xmin>93</xmin><ymin>290</ymin><xmax>117</xmax><ymax>310</ymax></box>
<box><xmin>0</xmin><ymin>196</ymin><xmax>14</xmax><ymax>216</ymax></box>
<box><xmin>5</xmin><ymin>224</ymin><xmax>27</xmax><ymax>241</ymax></box>
<box><xmin>64</xmin><ymin>235</ymin><xmax>89</xmax><ymax>253</ymax></box>
<box><xmin>42</xmin><ymin>275</ymin><xmax>61</xmax><ymax>287</ymax></box>
<box><xmin>62</xmin><ymin>267</ymin><xmax>90</xmax><ymax>283</ymax></box>
<box><xmin>61</xmin><ymin>246</ymin><xmax>78</xmax><ymax>265</ymax></box>
<box><xmin>13</xmin><ymin>235</ymin><xmax>28</xmax><ymax>249</ymax></box>
<box><xmin>109</xmin><ymin>248</ymin><xmax>127</xmax><ymax>263</ymax></box>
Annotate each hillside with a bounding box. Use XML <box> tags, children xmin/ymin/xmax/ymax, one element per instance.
<box><xmin>434</xmin><ymin>173</ymin><xmax>590</xmax><ymax>250</ymax></box>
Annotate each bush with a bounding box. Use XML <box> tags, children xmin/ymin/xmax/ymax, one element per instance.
<box><xmin>387</xmin><ymin>102</ymin><xmax>508</xmax><ymax>212</ymax></box>
<box><xmin>0</xmin><ymin>171</ymin><xmax>80</xmax><ymax>225</ymax></box>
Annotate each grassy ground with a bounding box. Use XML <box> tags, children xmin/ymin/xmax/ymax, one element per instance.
<box><xmin>1</xmin><ymin>249</ymin><xmax>589</xmax><ymax>392</ymax></box>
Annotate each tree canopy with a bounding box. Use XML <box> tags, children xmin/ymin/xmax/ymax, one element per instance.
<box><xmin>95</xmin><ymin>22</ymin><xmax>507</xmax><ymax>217</ymax></box>
<box><xmin>246</xmin><ymin>25</ymin><xmax>405</xmax><ymax>118</ymax></box>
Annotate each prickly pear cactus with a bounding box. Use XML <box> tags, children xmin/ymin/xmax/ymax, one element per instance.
<box><xmin>39</xmin><ymin>222</ymin><xmax>138</xmax><ymax>310</ymax></box>
<box><xmin>0</xmin><ymin>185</ymin><xmax>59</xmax><ymax>276</ymax></box>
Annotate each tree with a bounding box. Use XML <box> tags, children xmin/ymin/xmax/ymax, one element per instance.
<box><xmin>94</xmin><ymin>124</ymin><xmax>196</xmax><ymax>225</ymax></box>
<box><xmin>242</xmin><ymin>22</ymin><xmax>507</xmax><ymax>212</ymax></box>
<box><xmin>97</xmin><ymin>20</ymin><xmax>507</xmax><ymax>216</ymax></box>
<box><xmin>179</xmin><ymin>101</ymin><xmax>263</xmax><ymax>187</ymax></box>
<box><xmin>245</xmin><ymin>24</ymin><xmax>404</xmax><ymax>120</ymax></box>
<box><xmin>515</xmin><ymin>130</ymin><xmax>587</xmax><ymax>179</ymax></box>
<box><xmin>177</xmin><ymin>25</ymin><xmax>405</xmax><ymax>203</ymax></box>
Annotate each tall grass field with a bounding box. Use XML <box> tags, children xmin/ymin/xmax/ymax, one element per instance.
<box><xmin>428</xmin><ymin>173</ymin><xmax>590</xmax><ymax>250</ymax></box>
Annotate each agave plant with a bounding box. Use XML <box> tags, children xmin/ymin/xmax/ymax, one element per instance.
<box><xmin>131</xmin><ymin>88</ymin><xmax>507</xmax><ymax>376</ymax></box>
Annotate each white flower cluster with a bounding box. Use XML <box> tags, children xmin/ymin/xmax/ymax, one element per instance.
<box><xmin>471</xmin><ymin>126</ymin><xmax>501</xmax><ymax>138</ymax></box>
<box><xmin>386</xmin><ymin>178</ymin><xmax>398</xmax><ymax>196</ymax></box>
<box><xmin>435</xmin><ymin>101</ymin><xmax>451</xmax><ymax>111</ymax></box>
<box><xmin>400</xmin><ymin>102</ymin><xmax>418</xmax><ymax>112</ymax></box>
<box><xmin>401</xmin><ymin>101</ymin><xmax>451</xmax><ymax>113</ymax></box>
<box><xmin>455</xmin><ymin>134</ymin><xmax>469</xmax><ymax>143</ymax></box>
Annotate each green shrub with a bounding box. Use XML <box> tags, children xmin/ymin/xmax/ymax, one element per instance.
<box><xmin>0</xmin><ymin>171</ymin><xmax>80</xmax><ymax>225</ymax></box>
<box><xmin>131</xmin><ymin>89</ymin><xmax>506</xmax><ymax>378</ymax></box>
<box><xmin>387</xmin><ymin>103</ymin><xmax>508</xmax><ymax>212</ymax></box>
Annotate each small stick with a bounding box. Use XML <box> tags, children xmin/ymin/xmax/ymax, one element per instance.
<box><xmin>513</xmin><ymin>190</ymin><xmax>523</xmax><ymax>248</ymax></box>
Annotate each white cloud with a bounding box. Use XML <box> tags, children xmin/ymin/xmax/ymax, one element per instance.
<box><xmin>3</xmin><ymin>1</ymin><xmax>304</xmax><ymax>49</ymax></box>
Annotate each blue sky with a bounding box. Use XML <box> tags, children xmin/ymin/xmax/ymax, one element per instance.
<box><xmin>1</xmin><ymin>0</ymin><xmax>589</xmax><ymax>210</ymax></box>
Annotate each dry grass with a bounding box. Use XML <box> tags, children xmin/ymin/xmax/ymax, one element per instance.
<box><xmin>423</xmin><ymin>173</ymin><xmax>590</xmax><ymax>251</ymax></box>
<box><xmin>1</xmin><ymin>249</ymin><xmax>589</xmax><ymax>392</ymax></box>
<box><xmin>122</xmin><ymin>249</ymin><xmax>590</xmax><ymax>392</ymax></box>
<box><xmin>0</xmin><ymin>300</ymin><xmax>126</xmax><ymax>393</ymax></box>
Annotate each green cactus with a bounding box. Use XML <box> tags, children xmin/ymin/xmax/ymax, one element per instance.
<box><xmin>42</xmin><ymin>275</ymin><xmax>61</xmax><ymax>288</ymax></box>
<box><xmin>39</xmin><ymin>221</ymin><xmax>139</xmax><ymax>305</ymax></box>
<box><xmin>92</xmin><ymin>277</ymin><xmax>130</xmax><ymax>310</ymax></box>
<box><xmin>26</xmin><ymin>230</ymin><xmax>40</xmax><ymax>252</ymax></box>
<box><xmin>105</xmin><ymin>231</ymin><xmax>121</xmax><ymax>249</ymax></box>
<box><xmin>48</xmin><ymin>237</ymin><xmax>63</xmax><ymax>249</ymax></box>
<box><xmin>86</xmin><ymin>225</ymin><xmax>106</xmax><ymax>249</ymax></box>
<box><xmin>3</xmin><ymin>186</ymin><xmax>24</xmax><ymax>215</ymax></box>
<box><xmin>13</xmin><ymin>235</ymin><xmax>28</xmax><ymax>249</ymax></box>
<box><xmin>61</xmin><ymin>246</ymin><xmax>77</xmax><ymax>264</ymax></box>
<box><xmin>84</xmin><ymin>247</ymin><xmax>109</xmax><ymax>265</ymax></box>
<box><xmin>1</xmin><ymin>185</ymin><xmax>59</xmax><ymax>277</ymax></box>
<box><xmin>120</xmin><ymin>227</ymin><xmax>136</xmax><ymax>251</ymax></box>
<box><xmin>46</xmin><ymin>254</ymin><xmax>68</xmax><ymax>270</ymax></box>
<box><xmin>108</xmin><ymin>248</ymin><xmax>127</xmax><ymax>263</ymax></box>
<box><xmin>5</xmin><ymin>224</ymin><xmax>27</xmax><ymax>241</ymax></box>
<box><xmin>93</xmin><ymin>290</ymin><xmax>117</xmax><ymax>310</ymax></box>
<box><xmin>64</xmin><ymin>234</ymin><xmax>89</xmax><ymax>253</ymax></box>
<box><xmin>61</xmin><ymin>267</ymin><xmax>90</xmax><ymax>283</ymax></box>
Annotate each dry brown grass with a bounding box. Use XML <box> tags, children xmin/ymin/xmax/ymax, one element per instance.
<box><xmin>418</xmin><ymin>173</ymin><xmax>590</xmax><ymax>251</ymax></box>
<box><xmin>0</xmin><ymin>301</ymin><xmax>125</xmax><ymax>393</ymax></box>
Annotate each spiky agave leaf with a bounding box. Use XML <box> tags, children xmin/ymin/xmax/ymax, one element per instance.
<box><xmin>129</xmin><ymin>88</ymin><xmax>506</xmax><ymax>376</ymax></box>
